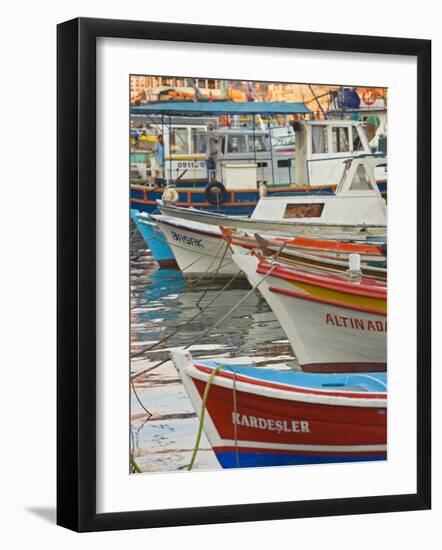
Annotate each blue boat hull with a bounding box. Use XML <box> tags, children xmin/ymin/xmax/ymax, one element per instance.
<box><xmin>131</xmin><ymin>209</ymin><xmax>176</xmax><ymax>267</ymax></box>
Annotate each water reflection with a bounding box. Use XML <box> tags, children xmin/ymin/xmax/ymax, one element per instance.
<box><xmin>130</xmin><ymin>250</ymin><xmax>296</xmax><ymax>366</ymax></box>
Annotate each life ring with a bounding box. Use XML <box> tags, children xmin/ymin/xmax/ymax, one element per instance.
<box><xmin>204</xmin><ymin>182</ymin><xmax>227</xmax><ymax>205</ymax></box>
<box><xmin>361</xmin><ymin>88</ymin><xmax>378</xmax><ymax>106</ymax></box>
<box><xmin>161</xmin><ymin>187</ymin><xmax>179</xmax><ymax>204</ymax></box>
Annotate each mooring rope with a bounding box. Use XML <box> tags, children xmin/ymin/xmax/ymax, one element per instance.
<box><xmin>195</xmin><ymin>238</ymin><xmax>231</xmax><ymax>308</ymax></box>
<box><xmin>232</xmin><ymin>369</ymin><xmax>240</xmax><ymax>468</ymax></box>
<box><xmin>187</xmin><ymin>363</ymin><xmax>227</xmax><ymax>471</ymax></box>
<box><xmin>130</xmin><ymin>454</ymin><xmax>142</xmax><ymax>474</ymax></box>
<box><xmin>179</xmin><ymin>235</ymin><xmax>232</xmax><ymax>291</ymax></box>
<box><xmin>131</xmin><ymin>252</ymin><xmax>281</xmax><ymax>380</ymax></box>
<box><xmin>130</xmin><ymin>376</ymin><xmax>153</xmax><ymax>419</ymax></box>
<box><xmin>130</xmin><ymin>243</ymin><xmax>285</xmax><ymax>476</ymax></box>
<box><xmin>131</xmin><ymin>266</ymin><xmax>243</xmax><ymax>361</ymax></box>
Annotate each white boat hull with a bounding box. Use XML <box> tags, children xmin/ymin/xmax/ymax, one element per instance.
<box><xmin>154</xmin><ymin>217</ymin><xmax>239</xmax><ymax>278</ymax></box>
<box><xmin>233</xmin><ymin>254</ymin><xmax>387</xmax><ymax>372</ymax></box>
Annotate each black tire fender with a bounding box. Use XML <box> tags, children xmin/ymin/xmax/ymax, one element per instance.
<box><xmin>204</xmin><ymin>181</ymin><xmax>227</xmax><ymax>205</ymax></box>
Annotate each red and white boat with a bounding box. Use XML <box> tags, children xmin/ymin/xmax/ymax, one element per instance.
<box><xmin>171</xmin><ymin>349</ymin><xmax>387</xmax><ymax>469</ymax></box>
<box><xmin>227</xmin><ymin>231</ymin><xmax>387</xmax><ymax>281</ymax></box>
<box><xmin>225</xmin><ymin>230</ymin><xmax>386</xmax><ymax>265</ymax></box>
<box><xmin>233</xmin><ymin>254</ymin><xmax>387</xmax><ymax>373</ymax></box>
<box><xmin>153</xmin><ymin>212</ymin><xmax>387</xmax><ymax>279</ymax></box>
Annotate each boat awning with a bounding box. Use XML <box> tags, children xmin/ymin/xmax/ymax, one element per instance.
<box><xmin>131</xmin><ymin>101</ymin><xmax>311</xmax><ymax>116</ymax></box>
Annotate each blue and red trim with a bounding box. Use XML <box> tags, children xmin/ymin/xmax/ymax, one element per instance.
<box><xmin>214</xmin><ymin>448</ymin><xmax>387</xmax><ymax>468</ymax></box>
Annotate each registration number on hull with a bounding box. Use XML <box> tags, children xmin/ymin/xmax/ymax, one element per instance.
<box><xmin>171</xmin><ymin>231</ymin><xmax>204</xmax><ymax>248</ymax></box>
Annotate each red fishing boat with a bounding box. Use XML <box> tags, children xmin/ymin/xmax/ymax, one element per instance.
<box><xmin>171</xmin><ymin>349</ymin><xmax>387</xmax><ymax>469</ymax></box>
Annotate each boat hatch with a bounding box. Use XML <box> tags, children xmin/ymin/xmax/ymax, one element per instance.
<box><xmin>283</xmin><ymin>203</ymin><xmax>325</xmax><ymax>219</ymax></box>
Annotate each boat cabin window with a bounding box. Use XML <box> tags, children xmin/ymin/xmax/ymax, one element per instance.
<box><xmin>283</xmin><ymin>203</ymin><xmax>325</xmax><ymax>218</ymax></box>
<box><xmin>311</xmin><ymin>125</ymin><xmax>328</xmax><ymax>154</ymax></box>
<box><xmin>191</xmin><ymin>128</ymin><xmax>207</xmax><ymax>154</ymax></box>
<box><xmin>352</xmin><ymin>127</ymin><xmax>365</xmax><ymax>152</ymax></box>
<box><xmin>349</xmin><ymin>163</ymin><xmax>373</xmax><ymax>190</ymax></box>
<box><xmin>332</xmin><ymin>127</ymin><xmax>350</xmax><ymax>153</ymax></box>
<box><xmin>227</xmin><ymin>135</ymin><xmax>247</xmax><ymax>153</ymax></box>
<box><xmin>219</xmin><ymin>137</ymin><xmax>226</xmax><ymax>155</ymax></box>
<box><xmin>278</xmin><ymin>135</ymin><xmax>295</xmax><ymax>146</ymax></box>
<box><xmin>171</xmin><ymin>128</ymin><xmax>190</xmax><ymax>155</ymax></box>
<box><xmin>248</xmin><ymin>135</ymin><xmax>267</xmax><ymax>152</ymax></box>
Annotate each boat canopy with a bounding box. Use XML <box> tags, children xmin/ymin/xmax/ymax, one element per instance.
<box><xmin>131</xmin><ymin>101</ymin><xmax>311</xmax><ymax>116</ymax></box>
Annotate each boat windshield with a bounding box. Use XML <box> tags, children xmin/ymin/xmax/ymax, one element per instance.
<box><xmin>349</xmin><ymin>163</ymin><xmax>373</xmax><ymax>190</ymax></box>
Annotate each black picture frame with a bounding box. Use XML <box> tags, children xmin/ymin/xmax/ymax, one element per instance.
<box><xmin>57</xmin><ymin>17</ymin><xmax>431</xmax><ymax>532</ymax></box>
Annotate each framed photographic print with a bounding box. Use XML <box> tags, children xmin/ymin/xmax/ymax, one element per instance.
<box><xmin>57</xmin><ymin>17</ymin><xmax>431</xmax><ymax>532</ymax></box>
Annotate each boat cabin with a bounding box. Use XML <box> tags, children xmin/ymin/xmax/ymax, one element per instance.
<box><xmin>161</xmin><ymin>123</ymin><xmax>213</xmax><ymax>182</ymax></box>
<box><xmin>251</xmin><ymin>157</ymin><xmax>386</xmax><ymax>227</ymax></box>
<box><xmin>210</xmin><ymin>127</ymin><xmax>295</xmax><ymax>188</ymax></box>
<box><xmin>292</xmin><ymin>119</ymin><xmax>381</xmax><ymax>187</ymax></box>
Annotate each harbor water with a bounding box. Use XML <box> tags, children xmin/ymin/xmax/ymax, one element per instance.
<box><xmin>130</xmin><ymin>230</ymin><xmax>298</xmax><ymax>473</ymax></box>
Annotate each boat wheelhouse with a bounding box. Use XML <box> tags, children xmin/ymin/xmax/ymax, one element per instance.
<box><xmin>130</xmin><ymin>101</ymin><xmax>387</xmax><ymax>217</ymax></box>
<box><xmin>130</xmin><ymin>114</ymin><xmax>217</xmax><ymax>183</ymax></box>
<box><xmin>292</xmin><ymin>119</ymin><xmax>387</xmax><ymax>187</ymax></box>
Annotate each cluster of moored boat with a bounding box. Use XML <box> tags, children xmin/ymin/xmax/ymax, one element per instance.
<box><xmin>131</xmin><ymin>115</ymin><xmax>388</xmax><ymax>470</ymax></box>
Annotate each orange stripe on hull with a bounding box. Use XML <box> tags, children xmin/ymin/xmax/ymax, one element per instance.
<box><xmin>269</xmin><ymin>285</ymin><xmax>387</xmax><ymax>316</ymax></box>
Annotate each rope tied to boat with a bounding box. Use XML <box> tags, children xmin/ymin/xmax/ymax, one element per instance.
<box><xmin>187</xmin><ymin>363</ymin><xmax>227</xmax><ymax>471</ymax></box>
<box><xmin>187</xmin><ymin>364</ymin><xmax>243</xmax><ymax>470</ymax></box>
<box><xmin>130</xmin><ymin>245</ymin><xmax>285</xmax><ymax>472</ymax></box>
<box><xmin>131</xmin><ymin>245</ymin><xmax>283</xmax><ymax>379</ymax></box>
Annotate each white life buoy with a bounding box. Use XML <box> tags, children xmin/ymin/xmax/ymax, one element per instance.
<box><xmin>162</xmin><ymin>187</ymin><xmax>179</xmax><ymax>204</ymax></box>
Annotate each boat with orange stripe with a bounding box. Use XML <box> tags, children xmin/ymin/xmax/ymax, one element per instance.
<box><xmin>233</xmin><ymin>253</ymin><xmax>387</xmax><ymax>373</ymax></box>
<box><xmin>224</xmin><ymin>229</ymin><xmax>386</xmax><ymax>264</ymax></box>
<box><xmin>226</xmin><ymin>230</ymin><xmax>387</xmax><ymax>281</ymax></box>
